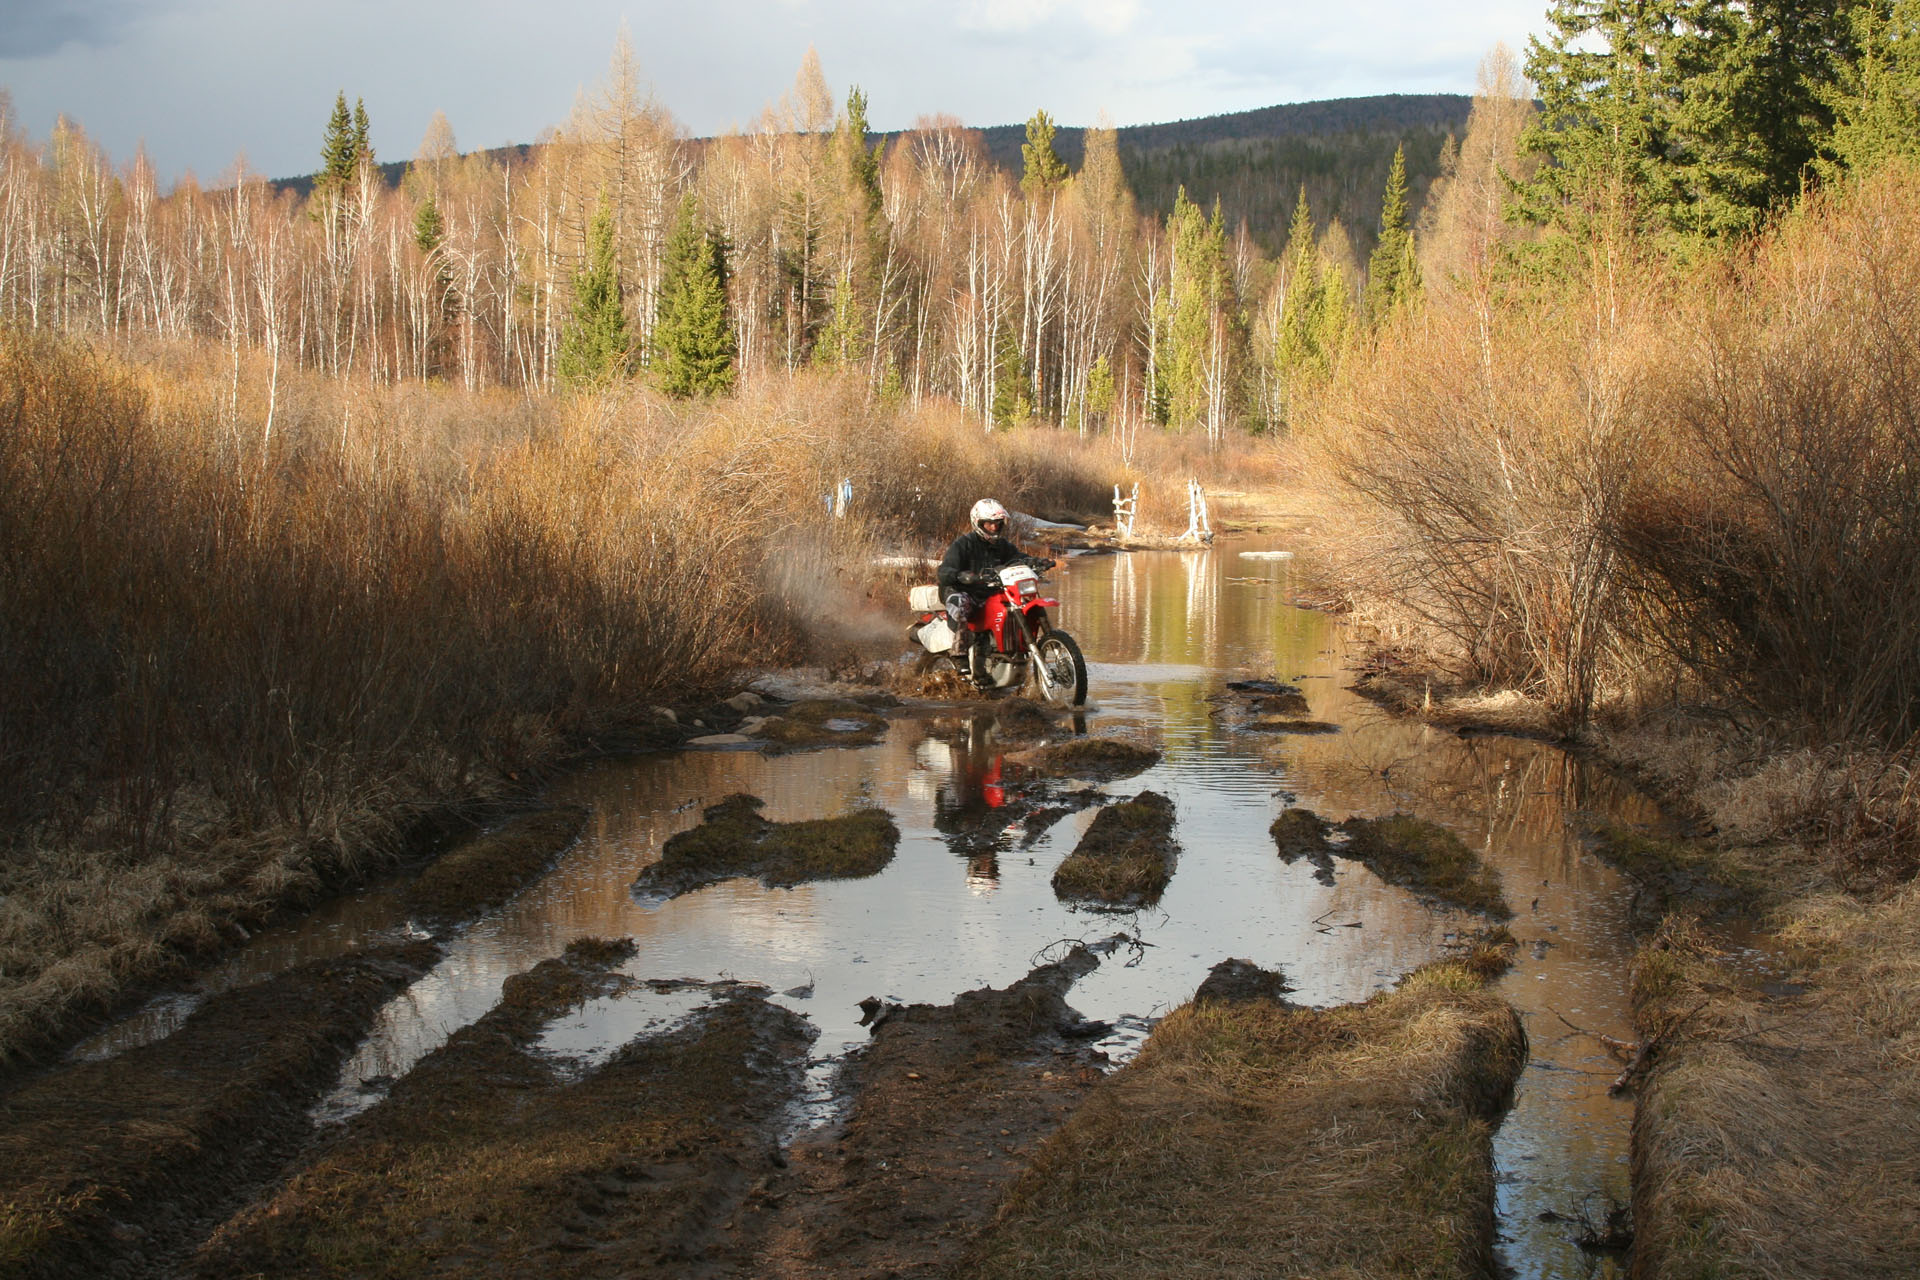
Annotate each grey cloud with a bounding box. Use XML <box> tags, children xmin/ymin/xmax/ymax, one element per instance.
<box><xmin>1</xmin><ymin>0</ymin><xmax>144</xmax><ymax>58</ymax></box>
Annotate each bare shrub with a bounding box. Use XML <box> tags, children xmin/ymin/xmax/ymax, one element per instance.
<box><xmin>1617</xmin><ymin>164</ymin><xmax>1920</xmax><ymax>746</ymax></box>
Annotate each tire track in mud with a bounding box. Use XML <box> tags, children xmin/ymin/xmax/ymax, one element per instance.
<box><xmin>721</xmin><ymin>945</ymin><xmax>1118</xmax><ymax>1280</ymax></box>
<box><xmin>0</xmin><ymin>942</ymin><xmax>438</xmax><ymax>1280</ymax></box>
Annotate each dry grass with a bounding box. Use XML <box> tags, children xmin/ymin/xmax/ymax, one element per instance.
<box><xmin>962</xmin><ymin>952</ymin><xmax>1527</xmax><ymax>1279</ymax></box>
<box><xmin>401</xmin><ymin>806</ymin><xmax>588</xmax><ymax>923</ymax></box>
<box><xmin>1338</xmin><ymin>815</ymin><xmax>1513</xmax><ymax>920</ymax></box>
<box><xmin>1631</xmin><ymin>904</ymin><xmax>1920</xmax><ymax>1279</ymax></box>
<box><xmin>0</xmin><ymin>333</ymin><xmax>1120</xmax><ymax>1065</ymax></box>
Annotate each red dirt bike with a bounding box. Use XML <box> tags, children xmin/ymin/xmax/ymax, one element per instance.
<box><xmin>907</xmin><ymin>561</ymin><xmax>1089</xmax><ymax>706</ymax></box>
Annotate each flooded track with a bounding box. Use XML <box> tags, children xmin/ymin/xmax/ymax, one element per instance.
<box><xmin>77</xmin><ymin>537</ymin><xmax>1655</xmax><ymax>1279</ymax></box>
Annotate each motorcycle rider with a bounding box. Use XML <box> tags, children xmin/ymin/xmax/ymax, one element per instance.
<box><xmin>937</xmin><ymin>498</ymin><xmax>1054</xmax><ymax>683</ymax></box>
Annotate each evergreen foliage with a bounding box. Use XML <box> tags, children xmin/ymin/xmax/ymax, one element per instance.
<box><xmin>1022</xmin><ymin>110</ymin><xmax>1070</xmax><ymax>196</ymax></box>
<box><xmin>557</xmin><ymin>199</ymin><xmax>632</xmax><ymax>390</ymax></box>
<box><xmin>1365</xmin><ymin>145</ymin><xmax>1420</xmax><ymax>322</ymax></box>
<box><xmin>993</xmin><ymin>325</ymin><xmax>1035</xmax><ymax>426</ymax></box>
<box><xmin>320</xmin><ymin>92</ymin><xmax>358</xmax><ymax>191</ymax></box>
<box><xmin>837</xmin><ymin>87</ymin><xmax>882</xmax><ymax>212</ymax></box>
<box><xmin>412</xmin><ymin>193</ymin><xmax>444</xmax><ymax>255</ymax></box>
<box><xmin>1516</xmin><ymin>0</ymin><xmax>1852</xmax><ymax>241</ymax></box>
<box><xmin>1162</xmin><ymin>188</ymin><xmax>1234</xmax><ymax>430</ymax></box>
<box><xmin>653</xmin><ymin>194</ymin><xmax>736</xmax><ymax>398</ymax></box>
<box><xmin>1827</xmin><ymin>0</ymin><xmax>1920</xmax><ymax>175</ymax></box>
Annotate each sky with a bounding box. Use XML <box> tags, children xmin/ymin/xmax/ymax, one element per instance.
<box><xmin>0</xmin><ymin>0</ymin><xmax>1549</xmax><ymax>184</ymax></box>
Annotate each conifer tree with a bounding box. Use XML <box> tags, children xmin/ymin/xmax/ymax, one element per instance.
<box><xmin>351</xmin><ymin>97</ymin><xmax>374</xmax><ymax>170</ymax></box>
<box><xmin>992</xmin><ymin>325</ymin><xmax>1034</xmax><ymax>425</ymax></box>
<box><xmin>320</xmin><ymin>92</ymin><xmax>357</xmax><ymax>190</ymax></box>
<box><xmin>1276</xmin><ymin>189</ymin><xmax>1323</xmax><ymax>388</ymax></box>
<box><xmin>1365</xmin><ymin>145</ymin><xmax>1420</xmax><ymax>322</ymax></box>
<box><xmin>837</xmin><ymin>86</ymin><xmax>882</xmax><ymax>213</ymax></box>
<box><xmin>557</xmin><ymin>199</ymin><xmax>632</xmax><ymax>390</ymax></box>
<box><xmin>653</xmin><ymin>194</ymin><xmax>736</xmax><ymax>398</ymax></box>
<box><xmin>1826</xmin><ymin>0</ymin><xmax>1920</xmax><ymax>175</ymax></box>
<box><xmin>1162</xmin><ymin>188</ymin><xmax>1231</xmax><ymax>430</ymax></box>
<box><xmin>1021</xmin><ymin>110</ymin><xmax>1070</xmax><ymax>196</ymax></box>
<box><xmin>413</xmin><ymin>192</ymin><xmax>444</xmax><ymax>254</ymax></box>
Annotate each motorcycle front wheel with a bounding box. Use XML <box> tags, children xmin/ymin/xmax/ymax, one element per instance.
<box><xmin>1031</xmin><ymin>630</ymin><xmax>1089</xmax><ymax>707</ymax></box>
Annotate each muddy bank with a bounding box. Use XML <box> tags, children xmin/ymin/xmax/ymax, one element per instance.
<box><xmin>194</xmin><ymin>938</ymin><xmax>814</xmax><ymax>1278</ymax></box>
<box><xmin>0</xmin><ymin>943</ymin><xmax>437</xmax><ymax>1280</ymax></box>
<box><xmin>634</xmin><ymin>795</ymin><xmax>900</xmax><ymax>898</ymax></box>
<box><xmin>1052</xmin><ymin>791</ymin><xmax>1180</xmax><ymax>909</ymax></box>
<box><xmin>731</xmin><ymin>945</ymin><xmax>1118</xmax><ymax>1279</ymax></box>
<box><xmin>1272</xmin><ymin>809</ymin><xmax>1512</xmax><ymax>918</ymax></box>
<box><xmin>963</xmin><ymin>946</ymin><xmax>1527</xmax><ymax>1279</ymax></box>
<box><xmin>403</xmin><ymin>805</ymin><xmax>589</xmax><ymax>924</ymax></box>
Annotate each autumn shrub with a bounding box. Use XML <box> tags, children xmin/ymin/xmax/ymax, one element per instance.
<box><xmin>0</xmin><ymin>336</ymin><xmax>1117</xmax><ymax>1063</ymax></box>
<box><xmin>1304</xmin><ymin>244</ymin><xmax>1663</xmax><ymax>730</ymax></box>
<box><xmin>1616</xmin><ymin>164</ymin><xmax>1920</xmax><ymax>746</ymax></box>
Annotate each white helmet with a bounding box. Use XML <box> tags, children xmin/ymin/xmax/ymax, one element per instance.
<box><xmin>970</xmin><ymin>498</ymin><xmax>1010</xmax><ymax>538</ymax></box>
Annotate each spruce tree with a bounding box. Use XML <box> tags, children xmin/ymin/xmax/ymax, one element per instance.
<box><xmin>837</xmin><ymin>86</ymin><xmax>882</xmax><ymax>213</ymax></box>
<box><xmin>1827</xmin><ymin>0</ymin><xmax>1920</xmax><ymax>175</ymax></box>
<box><xmin>1276</xmin><ymin>188</ymin><xmax>1323</xmax><ymax>389</ymax></box>
<box><xmin>1021</xmin><ymin>110</ymin><xmax>1070</xmax><ymax>196</ymax></box>
<box><xmin>1365</xmin><ymin>145</ymin><xmax>1420</xmax><ymax>323</ymax></box>
<box><xmin>1162</xmin><ymin>188</ymin><xmax>1231</xmax><ymax>430</ymax></box>
<box><xmin>653</xmin><ymin>194</ymin><xmax>736</xmax><ymax>398</ymax></box>
<box><xmin>557</xmin><ymin>199</ymin><xmax>632</xmax><ymax>390</ymax></box>
<box><xmin>351</xmin><ymin>97</ymin><xmax>374</xmax><ymax>170</ymax></box>
<box><xmin>320</xmin><ymin>92</ymin><xmax>357</xmax><ymax>189</ymax></box>
<box><xmin>413</xmin><ymin>193</ymin><xmax>445</xmax><ymax>254</ymax></box>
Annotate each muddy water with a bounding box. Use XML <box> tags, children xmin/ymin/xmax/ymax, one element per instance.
<box><xmin>79</xmin><ymin>538</ymin><xmax>1652</xmax><ymax>1279</ymax></box>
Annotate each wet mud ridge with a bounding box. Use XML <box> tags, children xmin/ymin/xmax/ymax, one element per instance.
<box><xmin>192</xmin><ymin>938</ymin><xmax>815</xmax><ymax>1279</ymax></box>
<box><xmin>720</xmin><ymin>944</ymin><xmax>1120</xmax><ymax>1280</ymax></box>
<box><xmin>0</xmin><ymin>943</ymin><xmax>438</xmax><ymax>1280</ymax></box>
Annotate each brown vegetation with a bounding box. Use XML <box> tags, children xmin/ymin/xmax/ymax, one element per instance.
<box><xmin>633</xmin><ymin>795</ymin><xmax>900</xmax><ymax>898</ymax></box>
<box><xmin>962</xmin><ymin>950</ymin><xmax>1526</xmax><ymax>1279</ymax></box>
<box><xmin>1272</xmin><ymin>809</ymin><xmax>1511</xmax><ymax>918</ymax></box>
<box><xmin>0</xmin><ymin>331</ymin><xmax>1116</xmax><ymax>1067</ymax></box>
<box><xmin>1002</xmin><ymin>737</ymin><xmax>1161</xmax><ymax>782</ymax></box>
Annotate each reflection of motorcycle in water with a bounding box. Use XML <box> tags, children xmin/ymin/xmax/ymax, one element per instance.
<box><xmin>929</xmin><ymin>718</ymin><xmax>1013</xmax><ymax>883</ymax></box>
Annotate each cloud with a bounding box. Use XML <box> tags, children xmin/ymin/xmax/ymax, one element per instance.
<box><xmin>0</xmin><ymin>0</ymin><xmax>144</xmax><ymax>57</ymax></box>
<box><xmin>960</xmin><ymin>0</ymin><xmax>1140</xmax><ymax>36</ymax></box>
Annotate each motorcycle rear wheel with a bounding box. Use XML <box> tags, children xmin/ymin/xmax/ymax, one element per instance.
<box><xmin>1031</xmin><ymin>630</ymin><xmax>1088</xmax><ymax>707</ymax></box>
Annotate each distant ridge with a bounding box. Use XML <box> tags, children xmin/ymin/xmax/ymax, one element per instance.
<box><xmin>274</xmin><ymin>93</ymin><xmax>1472</xmax><ymax>254</ymax></box>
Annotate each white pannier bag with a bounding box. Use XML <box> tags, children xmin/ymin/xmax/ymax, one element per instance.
<box><xmin>908</xmin><ymin>583</ymin><xmax>944</xmax><ymax>612</ymax></box>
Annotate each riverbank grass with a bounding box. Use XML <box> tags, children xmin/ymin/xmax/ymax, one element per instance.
<box><xmin>963</xmin><ymin>949</ymin><xmax>1526</xmax><ymax>1279</ymax></box>
<box><xmin>1051</xmin><ymin>791</ymin><xmax>1179</xmax><ymax>907</ymax></box>
<box><xmin>634</xmin><ymin>794</ymin><xmax>899</xmax><ymax>897</ymax></box>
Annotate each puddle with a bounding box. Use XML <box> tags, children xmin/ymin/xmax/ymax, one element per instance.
<box><xmin>80</xmin><ymin>537</ymin><xmax>1652</xmax><ymax>1278</ymax></box>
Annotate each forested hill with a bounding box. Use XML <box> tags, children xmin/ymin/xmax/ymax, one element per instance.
<box><xmin>969</xmin><ymin>93</ymin><xmax>1473</xmax><ymax>255</ymax></box>
<box><xmin>276</xmin><ymin>93</ymin><xmax>1469</xmax><ymax>257</ymax></box>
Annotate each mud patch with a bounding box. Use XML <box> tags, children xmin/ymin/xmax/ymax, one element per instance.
<box><xmin>963</xmin><ymin>954</ymin><xmax>1528</xmax><ymax>1279</ymax></box>
<box><xmin>402</xmin><ymin>806</ymin><xmax>588</xmax><ymax>924</ymax></box>
<box><xmin>1003</xmin><ymin>736</ymin><xmax>1160</xmax><ymax>782</ymax></box>
<box><xmin>733</xmin><ymin>946</ymin><xmax>1114</xmax><ymax>1279</ymax></box>
<box><xmin>194</xmin><ymin>938</ymin><xmax>814</xmax><ymax>1279</ymax></box>
<box><xmin>634</xmin><ymin>794</ymin><xmax>899</xmax><ymax>898</ymax></box>
<box><xmin>1193</xmin><ymin>957</ymin><xmax>1296</xmax><ymax>1006</ymax></box>
<box><xmin>1248</xmin><ymin>716</ymin><xmax>1341</xmax><ymax>734</ymax></box>
<box><xmin>0</xmin><ymin>944</ymin><xmax>437</xmax><ymax>1280</ymax></box>
<box><xmin>750</xmin><ymin>699</ymin><xmax>891</xmax><ymax>750</ymax></box>
<box><xmin>1272</xmin><ymin>809</ymin><xmax>1512</xmax><ymax>918</ymax></box>
<box><xmin>1589</xmin><ymin>824</ymin><xmax>1758</xmax><ymax>927</ymax></box>
<box><xmin>1052</xmin><ymin>791</ymin><xmax>1180</xmax><ymax>909</ymax></box>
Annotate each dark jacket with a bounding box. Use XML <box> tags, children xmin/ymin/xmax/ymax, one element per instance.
<box><xmin>938</xmin><ymin>530</ymin><xmax>1026</xmax><ymax>598</ymax></box>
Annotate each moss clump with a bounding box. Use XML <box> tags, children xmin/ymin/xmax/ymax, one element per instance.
<box><xmin>1337</xmin><ymin>815</ymin><xmax>1513</xmax><ymax>919</ymax></box>
<box><xmin>751</xmin><ymin>699</ymin><xmax>889</xmax><ymax>750</ymax></box>
<box><xmin>1270</xmin><ymin>808</ymin><xmax>1333</xmax><ymax>858</ymax></box>
<box><xmin>403</xmin><ymin>806</ymin><xmax>587</xmax><ymax>922</ymax></box>
<box><xmin>1052</xmin><ymin>791</ymin><xmax>1178</xmax><ymax>908</ymax></box>
<box><xmin>1005</xmin><ymin>737</ymin><xmax>1160</xmax><ymax>782</ymax></box>
<box><xmin>635</xmin><ymin>794</ymin><xmax>899</xmax><ymax>897</ymax></box>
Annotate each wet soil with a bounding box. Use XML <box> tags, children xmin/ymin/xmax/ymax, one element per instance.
<box><xmin>0</xmin><ymin>943</ymin><xmax>437</xmax><ymax>1280</ymax></box>
<box><xmin>1051</xmin><ymin>790</ymin><xmax>1180</xmax><ymax>908</ymax></box>
<box><xmin>722</xmin><ymin>946</ymin><xmax>1119</xmax><ymax>1279</ymax></box>
<box><xmin>750</xmin><ymin>699</ymin><xmax>893</xmax><ymax>751</ymax></box>
<box><xmin>633</xmin><ymin>794</ymin><xmax>901</xmax><ymax>898</ymax></box>
<box><xmin>193</xmin><ymin>939</ymin><xmax>816</xmax><ymax>1279</ymax></box>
